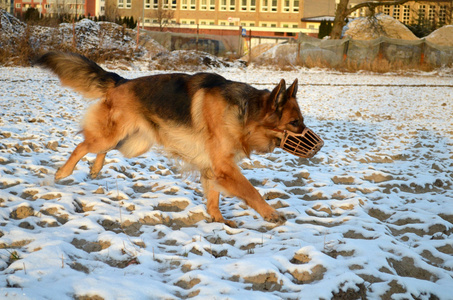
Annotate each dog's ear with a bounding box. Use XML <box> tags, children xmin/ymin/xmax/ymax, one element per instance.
<box><xmin>287</xmin><ymin>78</ymin><xmax>298</xmax><ymax>98</ymax></box>
<box><xmin>269</xmin><ymin>79</ymin><xmax>287</xmax><ymax>113</ymax></box>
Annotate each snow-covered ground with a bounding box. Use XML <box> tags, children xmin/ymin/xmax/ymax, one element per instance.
<box><xmin>1</xmin><ymin>66</ymin><xmax>453</xmax><ymax>299</ymax></box>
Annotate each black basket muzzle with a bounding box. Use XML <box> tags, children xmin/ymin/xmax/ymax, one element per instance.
<box><xmin>274</xmin><ymin>128</ymin><xmax>324</xmax><ymax>158</ymax></box>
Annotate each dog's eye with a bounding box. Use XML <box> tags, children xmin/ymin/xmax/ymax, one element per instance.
<box><xmin>289</xmin><ymin>120</ymin><xmax>300</xmax><ymax>127</ymax></box>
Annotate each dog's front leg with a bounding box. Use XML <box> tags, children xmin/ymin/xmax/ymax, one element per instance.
<box><xmin>201</xmin><ymin>176</ymin><xmax>238</xmax><ymax>228</ymax></box>
<box><xmin>212</xmin><ymin>162</ymin><xmax>286</xmax><ymax>224</ymax></box>
<box><xmin>55</xmin><ymin>141</ymin><xmax>90</xmax><ymax>180</ymax></box>
<box><xmin>90</xmin><ymin>152</ymin><xmax>107</xmax><ymax>179</ymax></box>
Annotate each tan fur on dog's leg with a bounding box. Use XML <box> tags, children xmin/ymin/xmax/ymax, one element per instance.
<box><xmin>202</xmin><ymin>177</ymin><xmax>237</xmax><ymax>227</ymax></box>
<box><xmin>90</xmin><ymin>152</ymin><xmax>106</xmax><ymax>179</ymax></box>
<box><xmin>212</xmin><ymin>160</ymin><xmax>286</xmax><ymax>224</ymax></box>
<box><xmin>55</xmin><ymin>141</ymin><xmax>90</xmax><ymax>180</ymax></box>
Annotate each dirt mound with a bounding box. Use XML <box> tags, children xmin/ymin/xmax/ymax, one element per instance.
<box><xmin>344</xmin><ymin>14</ymin><xmax>419</xmax><ymax>40</ymax></box>
<box><xmin>31</xmin><ymin>19</ymin><xmax>139</xmax><ymax>54</ymax></box>
<box><xmin>149</xmin><ymin>50</ymin><xmax>240</xmax><ymax>70</ymax></box>
<box><xmin>0</xmin><ymin>12</ymin><xmax>168</xmax><ymax>67</ymax></box>
<box><xmin>254</xmin><ymin>44</ymin><xmax>299</xmax><ymax>66</ymax></box>
<box><xmin>425</xmin><ymin>25</ymin><xmax>453</xmax><ymax>46</ymax></box>
<box><xmin>0</xmin><ymin>9</ymin><xmax>26</xmax><ymax>39</ymax></box>
<box><xmin>254</xmin><ymin>43</ymin><xmax>341</xmax><ymax>67</ymax></box>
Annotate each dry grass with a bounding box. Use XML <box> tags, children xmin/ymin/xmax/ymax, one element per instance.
<box><xmin>254</xmin><ymin>53</ymin><xmax>439</xmax><ymax>74</ymax></box>
<box><xmin>0</xmin><ymin>29</ymin><xmax>446</xmax><ymax>73</ymax></box>
<box><xmin>0</xmin><ymin>26</ymin><xmax>133</xmax><ymax>66</ymax></box>
<box><xmin>338</xmin><ymin>57</ymin><xmax>436</xmax><ymax>73</ymax></box>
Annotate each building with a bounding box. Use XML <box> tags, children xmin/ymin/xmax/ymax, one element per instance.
<box><xmin>105</xmin><ymin>0</ymin><xmax>317</xmax><ymax>38</ymax></box>
<box><xmin>12</xmin><ymin>0</ymin><xmax>105</xmax><ymax>18</ymax></box>
<box><xmin>376</xmin><ymin>0</ymin><xmax>452</xmax><ymax>26</ymax></box>
<box><xmin>303</xmin><ymin>0</ymin><xmax>336</xmax><ymax>17</ymax></box>
<box><xmin>300</xmin><ymin>0</ymin><xmax>452</xmax><ymax>35</ymax></box>
<box><xmin>1</xmin><ymin>0</ymin><xmax>14</xmax><ymax>13</ymax></box>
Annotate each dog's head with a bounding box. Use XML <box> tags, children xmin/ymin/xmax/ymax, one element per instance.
<box><xmin>247</xmin><ymin>79</ymin><xmax>323</xmax><ymax>158</ymax></box>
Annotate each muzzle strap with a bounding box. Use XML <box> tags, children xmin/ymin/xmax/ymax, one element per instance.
<box><xmin>273</xmin><ymin>128</ymin><xmax>324</xmax><ymax>158</ymax></box>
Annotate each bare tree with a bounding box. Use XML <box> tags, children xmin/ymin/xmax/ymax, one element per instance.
<box><xmin>331</xmin><ymin>0</ymin><xmax>413</xmax><ymax>39</ymax></box>
<box><xmin>152</xmin><ymin>0</ymin><xmax>175</xmax><ymax>31</ymax></box>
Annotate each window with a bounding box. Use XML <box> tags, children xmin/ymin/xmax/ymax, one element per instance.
<box><xmin>282</xmin><ymin>22</ymin><xmax>298</xmax><ymax>28</ymax></box>
<box><xmin>383</xmin><ymin>5</ymin><xmax>390</xmax><ymax>15</ymax></box>
<box><xmin>418</xmin><ymin>5</ymin><xmax>426</xmax><ymax>20</ymax></box>
<box><xmin>118</xmin><ymin>0</ymin><xmax>124</xmax><ymax>9</ymax></box>
<box><xmin>393</xmin><ymin>5</ymin><xmax>400</xmax><ymax>20</ymax></box>
<box><xmin>209</xmin><ymin>0</ymin><xmax>215</xmax><ymax>10</ymax></box>
<box><xmin>428</xmin><ymin>5</ymin><xmax>435</xmax><ymax>23</ymax></box>
<box><xmin>172</xmin><ymin>0</ymin><xmax>177</xmax><ymax>9</ymax></box>
<box><xmin>240</xmin><ymin>21</ymin><xmax>255</xmax><ymax>27</ymax></box>
<box><xmin>293</xmin><ymin>0</ymin><xmax>299</xmax><ymax>12</ymax></box>
<box><xmin>403</xmin><ymin>5</ymin><xmax>410</xmax><ymax>24</ymax></box>
<box><xmin>144</xmin><ymin>0</ymin><xmax>151</xmax><ymax>9</ymax></box>
<box><xmin>261</xmin><ymin>0</ymin><xmax>268</xmax><ymax>12</ymax></box>
<box><xmin>260</xmin><ymin>22</ymin><xmax>277</xmax><ymax>27</ymax></box>
<box><xmin>241</xmin><ymin>0</ymin><xmax>247</xmax><ymax>11</ymax></box>
<box><xmin>250</xmin><ymin>0</ymin><xmax>256</xmax><ymax>11</ymax></box>
<box><xmin>200</xmin><ymin>19</ymin><xmax>215</xmax><ymax>25</ymax></box>
<box><xmin>220</xmin><ymin>0</ymin><xmax>235</xmax><ymax>11</ymax></box>
<box><xmin>181</xmin><ymin>0</ymin><xmax>187</xmax><ymax>9</ymax></box>
<box><xmin>270</xmin><ymin>0</ymin><xmax>277</xmax><ymax>12</ymax></box>
<box><xmin>201</xmin><ymin>0</ymin><xmax>207</xmax><ymax>10</ymax></box>
<box><xmin>283</xmin><ymin>0</ymin><xmax>290</xmax><ymax>12</ymax></box>
<box><xmin>162</xmin><ymin>0</ymin><xmax>170</xmax><ymax>9</ymax></box>
<box><xmin>439</xmin><ymin>5</ymin><xmax>447</xmax><ymax>24</ymax></box>
<box><xmin>181</xmin><ymin>19</ymin><xmax>196</xmax><ymax>24</ymax></box>
<box><xmin>190</xmin><ymin>0</ymin><xmax>196</xmax><ymax>10</ymax></box>
<box><xmin>283</xmin><ymin>0</ymin><xmax>298</xmax><ymax>13</ymax></box>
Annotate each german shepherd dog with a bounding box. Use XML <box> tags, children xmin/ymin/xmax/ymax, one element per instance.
<box><xmin>36</xmin><ymin>52</ymin><xmax>315</xmax><ymax>227</ymax></box>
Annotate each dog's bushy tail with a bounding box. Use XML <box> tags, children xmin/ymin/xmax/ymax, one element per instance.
<box><xmin>35</xmin><ymin>52</ymin><xmax>125</xmax><ymax>99</ymax></box>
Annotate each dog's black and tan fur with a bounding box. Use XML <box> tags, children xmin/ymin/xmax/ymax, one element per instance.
<box><xmin>36</xmin><ymin>51</ymin><xmax>307</xmax><ymax>227</ymax></box>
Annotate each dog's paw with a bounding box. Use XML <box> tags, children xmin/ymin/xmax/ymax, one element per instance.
<box><xmin>209</xmin><ymin>216</ymin><xmax>238</xmax><ymax>228</ymax></box>
<box><xmin>54</xmin><ymin>168</ymin><xmax>68</xmax><ymax>181</ymax></box>
<box><xmin>90</xmin><ymin>171</ymin><xmax>100</xmax><ymax>179</ymax></box>
<box><xmin>223</xmin><ymin>219</ymin><xmax>238</xmax><ymax>228</ymax></box>
<box><xmin>264</xmin><ymin>211</ymin><xmax>286</xmax><ymax>224</ymax></box>
<box><xmin>55</xmin><ymin>167</ymin><xmax>74</xmax><ymax>182</ymax></box>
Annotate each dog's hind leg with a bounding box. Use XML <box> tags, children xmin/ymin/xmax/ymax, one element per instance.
<box><xmin>201</xmin><ymin>176</ymin><xmax>238</xmax><ymax>228</ymax></box>
<box><xmin>90</xmin><ymin>152</ymin><xmax>107</xmax><ymax>179</ymax></box>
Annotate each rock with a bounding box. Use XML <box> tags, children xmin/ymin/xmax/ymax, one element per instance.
<box><xmin>10</xmin><ymin>206</ymin><xmax>34</xmax><ymax>219</ymax></box>
<box><xmin>425</xmin><ymin>25</ymin><xmax>453</xmax><ymax>46</ymax></box>
<box><xmin>344</xmin><ymin>14</ymin><xmax>419</xmax><ymax>40</ymax></box>
<box><xmin>290</xmin><ymin>264</ymin><xmax>327</xmax><ymax>284</ymax></box>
